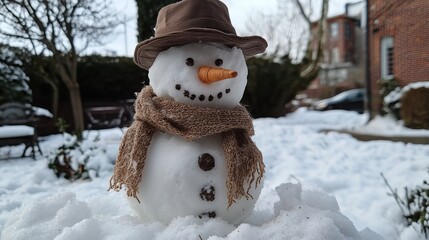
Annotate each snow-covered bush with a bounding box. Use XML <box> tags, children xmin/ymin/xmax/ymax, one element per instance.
<box><xmin>384</xmin><ymin>170</ymin><xmax>429</xmax><ymax>238</ymax></box>
<box><xmin>378</xmin><ymin>78</ymin><xmax>401</xmax><ymax>119</ymax></box>
<box><xmin>402</xmin><ymin>172</ymin><xmax>429</xmax><ymax>238</ymax></box>
<box><xmin>47</xmin><ymin>132</ymin><xmax>109</xmax><ymax>181</ymax></box>
<box><xmin>0</xmin><ymin>44</ymin><xmax>32</xmax><ymax>105</ymax></box>
<box><xmin>400</xmin><ymin>87</ymin><xmax>429</xmax><ymax>129</ymax></box>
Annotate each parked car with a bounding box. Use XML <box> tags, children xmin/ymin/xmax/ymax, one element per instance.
<box><xmin>311</xmin><ymin>89</ymin><xmax>366</xmax><ymax>113</ymax></box>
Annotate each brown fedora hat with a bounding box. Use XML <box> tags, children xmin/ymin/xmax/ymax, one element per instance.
<box><xmin>134</xmin><ymin>0</ymin><xmax>268</xmax><ymax>70</ymax></box>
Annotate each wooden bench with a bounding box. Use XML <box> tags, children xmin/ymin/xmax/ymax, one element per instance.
<box><xmin>0</xmin><ymin>102</ymin><xmax>42</xmax><ymax>159</ymax></box>
<box><xmin>85</xmin><ymin>106</ymin><xmax>127</xmax><ymax>130</ymax></box>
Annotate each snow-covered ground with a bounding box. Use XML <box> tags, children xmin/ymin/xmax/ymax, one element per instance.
<box><xmin>1</xmin><ymin>109</ymin><xmax>427</xmax><ymax>240</ymax></box>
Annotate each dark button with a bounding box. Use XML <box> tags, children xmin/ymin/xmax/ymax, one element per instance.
<box><xmin>198</xmin><ymin>211</ymin><xmax>216</xmax><ymax>219</ymax></box>
<box><xmin>198</xmin><ymin>153</ymin><xmax>215</xmax><ymax>171</ymax></box>
<box><xmin>200</xmin><ymin>186</ymin><xmax>215</xmax><ymax>201</ymax></box>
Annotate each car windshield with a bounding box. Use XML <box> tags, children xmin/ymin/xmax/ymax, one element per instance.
<box><xmin>330</xmin><ymin>89</ymin><xmax>363</xmax><ymax>101</ymax></box>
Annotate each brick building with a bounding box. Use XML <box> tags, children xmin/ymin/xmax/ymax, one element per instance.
<box><xmin>367</xmin><ymin>0</ymin><xmax>429</xmax><ymax>113</ymax></box>
<box><xmin>307</xmin><ymin>10</ymin><xmax>366</xmax><ymax>99</ymax></box>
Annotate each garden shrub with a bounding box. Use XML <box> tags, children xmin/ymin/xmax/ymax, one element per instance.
<box><xmin>76</xmin><ymin>55</ymin><xmax>147</xmax><ymax>102</ymax></box>
<box><xmin>0</xmin><ymin>44</ymin><xmax>32</xmax><ymax>105</ymax></box>
<box><xmin>48</xmin><ymin>132</ymin><xmax>87</xmax><ymax>181</ymax></box>
<box><xmin>400</xmin><ymin>87</ymin><xmax>429</xmax><ymax>129</ymax></box>
<box><xmin>30</xmin><ymin>55</ymin><xmax>146</xmax><ymax>105</ymax></box>
<box><xmin>383</xmin><ymin>171</ymin><xmax>429</xmax><ymax>238</ymax></box>
<box><xmin>47</xmin><ymin>119</ymin><xmax>110</xmax><ymax>181</ymax></box>
<box><xmin>378</xmin><ymin>78</ymin><xmax>401</xmax><ymax>119</ymax></box>
<box><xmin>243</xmin><ymin>55</ymin><xmax>316</xmax><ymax>118</ymax></box>
<box><xmin>403</xmin><ymin>177</ymin><xmax>429</xmax><ymax>238</ymax></box>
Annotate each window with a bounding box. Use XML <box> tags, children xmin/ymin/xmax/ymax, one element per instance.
<box><xmin>381</xmin><ymin>37</ymin><xmax>394</xmax><ymax>79</ymax></box>
<box><xmin>345</xmin><ymin>49</ymin><xmax>354</xmax><ymax>63</ymax></box>
<box><xmin>330</xmin><ymin>22</ymin><xmax>339</xmax><ymax>38</ymax></box>
<box><xmin>344</xmin><ymin>23</ymin><xmax>351</xmax><ymax>39</ymax></box>
<box><xmin>332</xmin><ymin>47</ymin><xmax>340</xmax><ymax>63</ymax></box>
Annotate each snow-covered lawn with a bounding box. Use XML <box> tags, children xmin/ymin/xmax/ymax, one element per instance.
<box><xmin>1</xmin><ymin>109</ymin><xmax>427</xmax><ymax>240</ymax></box>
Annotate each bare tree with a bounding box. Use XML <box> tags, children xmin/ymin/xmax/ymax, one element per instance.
<box><xmin>241</xmin><ymin>0</ymin><xmax>329</xmax><ymax>117</ymax></box>
<box><xmin>245</xmin><ymin>2</ymin><xmax>308</xmax><ymax>60</ymax></box>
<box><xmin>0</xmin><ymin>0</ymin><xmax>120</xmax><ymax>132</ymax></box>
<box><xmin>295</xmin><ymin>0</ymin><xmax>329</xmax><ymax>79</ymax></box>
<box><xmin>245</xmin><ymin>0</ymin><xmax>329</xmax><ymax>67</ymax></box>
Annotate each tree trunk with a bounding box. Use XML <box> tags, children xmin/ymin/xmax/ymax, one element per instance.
<box><xmin>56</xmin><ymin>56</ymin><xmax>84</xmax><ymax>134</ymax></box>
<box><xmin>68</xmin><ymin>84</ymin><xmax>84</xmax><ymax>134</ymax></box>
<box><xmin>43</xmin><ymin>79</ymin><xmax>59</xmax><ymax>119</ymax></box>
<box><xmin>300</xmin><ymin>0</ymin><xmax>329</xmax><ymax>78</ymax></box>
<box><xmin>51</xmin><ymin>84</ymin><xmax>59</xmax><ymax>119</ymax></box>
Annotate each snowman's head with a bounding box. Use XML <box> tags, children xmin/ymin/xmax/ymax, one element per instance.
<box><xmin>148</xmin><ymin>43</ymin><xmax>248</xmax><ymax>109</ymax></box>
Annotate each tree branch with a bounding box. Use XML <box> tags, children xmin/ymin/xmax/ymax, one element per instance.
<box><xmin>292</xmin><ymin>0</ymin><xmax>311</xmax><ymax>25</ymax></box>
<box><xmin>300</xmin><ymin>0</ymin><xmax>329</xmax><ymax>78</ymax></box>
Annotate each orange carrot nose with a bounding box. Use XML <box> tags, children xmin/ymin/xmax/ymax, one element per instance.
<box><xmin>198</xmin><ymin>66</ymin><xmax>238</xmax><ymax>84</ymax></box>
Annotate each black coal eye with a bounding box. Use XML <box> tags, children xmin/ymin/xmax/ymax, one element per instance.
<box><xmin>186</xmin><ymin>58</ymin><xmax>194</xmax><ymax>66</ymax></box>
<box><xmin>215</xmin><ymin>59</ymin><xmax>223</xmax><ymax>67</ymax></box>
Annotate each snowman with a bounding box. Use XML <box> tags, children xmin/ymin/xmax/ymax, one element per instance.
<box><xmin>109</xmin><ymin>0</ymin><xmax>267</xmax><ymax>225</ymax></box>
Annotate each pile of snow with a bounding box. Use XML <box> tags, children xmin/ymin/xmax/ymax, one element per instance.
<box><xmin>353</xmin><ymin>115</ymin><xmax>429</xmax><ymax>137</ymax></box>
<box><xmin>384</xmin><ymin>81</ymin><xmax>429</xmax><ymax>106</ymax></box>
<box><xmin>401</xmin><ymin>81</ymin><xmax>429</xmax><ymax>93</ymax></box>
<box><xmin>1</xmin><ymin>110</ymin><xmax>427</xmax><ymax>239</ymax></box>
<box><xmin>0</xmin><ymin>125</ymin><xmax>34</xmax><ymax>138</ymax></box>
<box><xmin>1</xmin><ymin>183</ymin><xmax>383</xmax><ymax>240</ymax></box>
<box><xmin>32</xmin><ymin>106</ymin><xmax>53</xmax><ymax>118</ymax></box>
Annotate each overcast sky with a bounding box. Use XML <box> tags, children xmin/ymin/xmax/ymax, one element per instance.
<box><xmin>87</xmin><ymin>0</ymin><xmax>355</xmax><ymax>57</ymax></box>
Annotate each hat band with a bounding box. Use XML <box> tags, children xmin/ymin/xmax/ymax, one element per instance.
<box><xmin>155</xmin><ymin>18</ymin><xmax>237</xmax><ymax>37</ymax></box>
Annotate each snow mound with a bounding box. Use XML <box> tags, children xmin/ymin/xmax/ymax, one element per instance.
<box><xmin>354</xmin><ymin>115</ymin><xmax>429</xmax><ymax>137</ymax></box>
<box><xmin>271</xmin><ymin>108</ymin><xmax>368</xmax><ymax>129</ymax></box>
<box><xmin>1</xmin><ymin>183</ymin><xmax>384</xmax><ymax>240</ymax></box>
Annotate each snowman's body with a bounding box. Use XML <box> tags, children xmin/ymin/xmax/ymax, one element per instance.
<box><xmin>128</xmin><ymin>43</ymin><xmax>263</xmax><ymax>224</ymax></box>
<box><xmin>129</xmin><ymin>133</ymin><xmax>260</xmax><ymax>224</ymax></box>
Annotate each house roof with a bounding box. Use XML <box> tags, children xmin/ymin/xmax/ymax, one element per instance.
<box><xmin>310</xmin><ymin>14</ymin><xmax>359</xmax><ymax>27</ymax></box>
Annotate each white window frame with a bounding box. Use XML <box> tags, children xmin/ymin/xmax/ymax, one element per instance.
<box><xmin>381</xmin><ymin>37</ymin><xmax>394</xmax><ymax>79</ymax></box>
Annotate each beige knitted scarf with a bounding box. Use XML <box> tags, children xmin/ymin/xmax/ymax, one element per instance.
<box><xmin>109</xmin><ymin>86</ymin><xmax>264</xmax><ymax>207</ymax></box>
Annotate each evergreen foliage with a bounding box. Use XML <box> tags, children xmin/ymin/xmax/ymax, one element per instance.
<box><xmin>0</xmin><ymin>44</ymin><xmax>32</xmax><ymax>105</ymax></box>
<box><xmin>76</xmin><ymin>55</ymin><xmax>147</xmax><ymax>102</ymax></box>
<box><xmin>243</xmin><ymin>55</ymin><xmax>319</xmax><ymax>118</ymax></box>
<box><xmin>48</xmin><ymin>118</ymin><xmax>108</xmax><ymax>181</ymax></box>
<box><xmin>403</xmin><ymin>177</ymin><xmax>429</xmax><ymax>238</ymax></box>
<box><xmin>382</xmin><ymin>172</ymin><xmax>429</xmax><ymax>238</ymax></box>
<box><xmin>48</xmin><ymin>118</ymin><xmax>88</xmax><ymax>180</ymax></box>
<box><xmin>30</xmin><ymin>55</ymin><xmax>146</xmax><ymax>103</ymax></box>
<box><xmin>48</xmin><ymin>132</ymin><xmax>88</xmax><ymax>181</ymax></box>
<box><xmin>135</xmin><ymin>0</ymin><xmax>178</xmax><ymax>42</ymax></box>
<box><xmin>378</xmin><ymin>78</ymin><xmax>401</xmax><ymax>118</ymax></box>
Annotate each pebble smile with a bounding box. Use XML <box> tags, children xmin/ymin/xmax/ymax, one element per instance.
<box><xmin>175</xmin><ymin>84</ymin><xmax>231</xmax><ymax>101</ymax></box>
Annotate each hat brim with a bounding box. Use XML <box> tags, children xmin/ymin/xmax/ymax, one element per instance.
<box><xmin>134</xmin><ymin>28</ymin><xmax>268</xmax><ymax>70</ymax></box>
